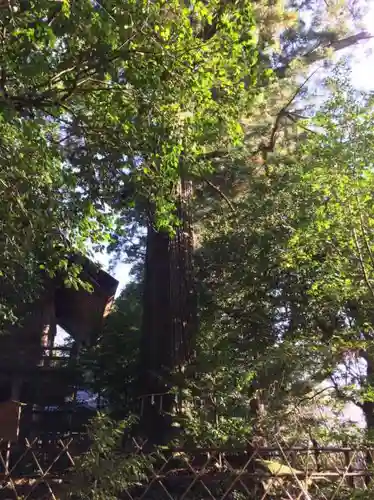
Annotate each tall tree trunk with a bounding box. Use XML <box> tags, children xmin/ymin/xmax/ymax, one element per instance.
<box><xmin>139</xmin><ymin>178</ymin><xmax>197</xmax><ymax>445</ymax></box>
<box><xmin>362</xmin><ymin>354</ymin><xmax>374</xmax><ymax>484</ymax></box>
<box><xmin>362</xmin><ymin>356</ymin><xmax>374</xmax><ymax>432</ymax></box>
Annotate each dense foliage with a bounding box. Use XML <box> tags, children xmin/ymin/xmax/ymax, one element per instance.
<box><xmin>66</xmin><ymin>0</ymin><xmax>374</xmax><ymax>445</ymax></box>
<box><xmin>0</xmin><ymin>0</ymin><xmax>272</xmax><ymax>326</ymax></box>
<box><xmin>2</xmin><ymin>1</ymin><xmax>374</xmax><ymax>497</ymax></box>
<box><xmin>191</xmin><ymin>74</ymin><xmax>374</xmax><ymax>446</ymax></box>
<box><xmin>85</xmin><ymin>75</ymin><xmax>374</xmax><ymax>447</ymax></box>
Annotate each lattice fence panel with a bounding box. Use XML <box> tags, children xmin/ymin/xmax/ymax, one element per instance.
<box><xmin>119</xmin><ymin>440</ymin><xmax>374</xmax><ymax>500</ymax></box>
<box><xmin>0</xmin><ymin>438</ymin><xmax>373</xmax><ymax>499</ymax></box>
<box><xmin>0</xmin><ymin>437</ymin><xmax>88</xmax><ymax>499</ymax></box>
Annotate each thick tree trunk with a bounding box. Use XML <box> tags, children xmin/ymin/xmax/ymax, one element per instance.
<box><xmin>139</xmin><ymin>179</ymin><xmax>197</xmax><ymax>445</ymax></box>
<box><xmin>361</xmin><ymin>354</ymin><xmax>374</xmax><ymax>432</ymax></box>
<box><xmin>362</xmin><ymin>355</ymin><xmax>374</xmax><ymax>484</ymax></box>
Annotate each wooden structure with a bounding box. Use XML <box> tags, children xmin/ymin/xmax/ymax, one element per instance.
<box><xmin>0</xmin><ymin>255</ymin><xmax>118</xmax><ymax>437</ymax></box>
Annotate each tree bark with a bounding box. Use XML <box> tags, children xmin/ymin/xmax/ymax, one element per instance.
<box><xmin>361</xmin><ymin>354</ymin><xmax>374</xmax><ymax>484</ymax></box>
<box><xmin>139</xmin><ymin>178</ymin><xmax>197</xmax><ymax>445</ymax></box>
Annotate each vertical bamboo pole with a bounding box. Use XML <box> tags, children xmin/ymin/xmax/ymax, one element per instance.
<box><xmin>5</xmin><ymin>378</ymin><xmax>22</xmax><ymax>475</ymax></box>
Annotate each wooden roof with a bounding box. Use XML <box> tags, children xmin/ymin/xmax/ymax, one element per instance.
<box><xmin>55</xmin><ymin>254</ymin><xmax>119</xmax><ymax>345</ymax></box>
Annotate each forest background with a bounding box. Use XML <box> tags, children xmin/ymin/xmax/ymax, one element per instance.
<box><xmin>3</xmin><ymin>0</ymin><xmax>374</xmax><ymax>454</ymax></box>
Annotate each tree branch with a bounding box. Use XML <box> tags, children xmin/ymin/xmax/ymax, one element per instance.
<box><xmin>286</xmin><ymin>112</ymin><xmax>319</xmax><ymax>135</ymax></box>
<box><xmin>253</xmin><ymin>67</ymin><xmax>321</xmax><ymax>168</ymax></box>
<box><xmin>276</xmin><ymin>31</ymin><xmax>374</xmax><ymax>76</ymax></box>
<box><xmin>305</xmin><ymin>31</ymin><xmax>374</xmax><ymax>64</ymax></box>
<box><xmin>202</xmin><ymin>177</ymin><xmax>235</xmax><ymax>212</ymax></box>
<box><xmin>296</xmin><ymin>385</ymin><xmax>335</xmax><ymax>406</ymax></box>
<box><xmin>329</xmin><ymin>374</ymin><xmax>363</xmax><ymax>409</ymax></box>
<box><xmin>356</xmin><ymin>194</ymin><xmax>374</xmax><ymax>272</ymax></box>
<box><xmin>352</xmin><ymin>226</ymin><xmax>374</xmax><ymax>299</ymax></box>
<box><xmin>197</xmin><ymin>150</ymin><xmax>231</xmax><ymax>162</ymax></box>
